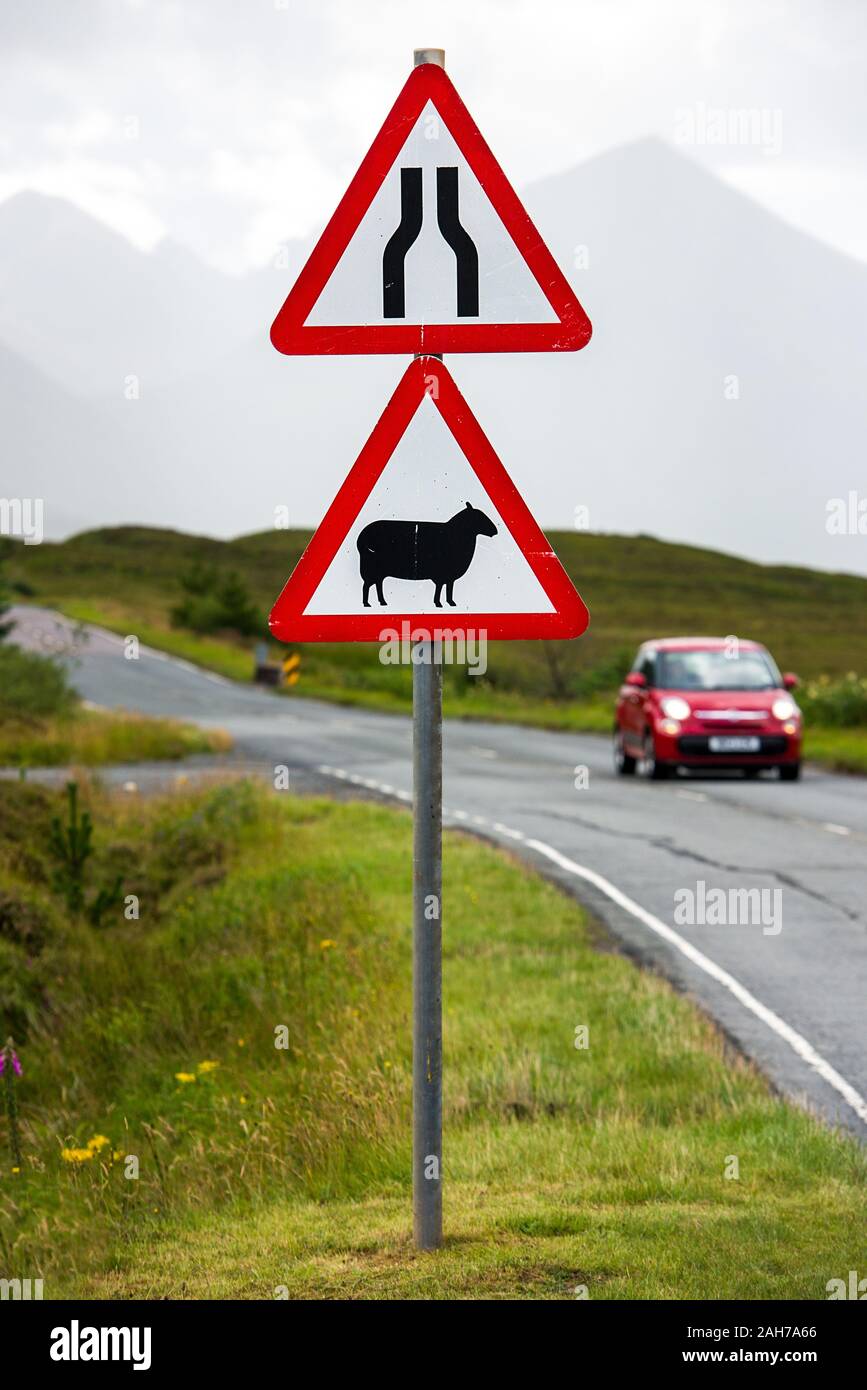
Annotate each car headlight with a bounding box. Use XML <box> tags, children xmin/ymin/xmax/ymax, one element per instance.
<box><xmin>661</xmin><ymin>696</ymin><xmax>690</xmax><ymax>720</ymax></box>
<box><xmin>772</xmin><ymin>698</ymin><xmax>797</xmax><ymax>721</ymax></box>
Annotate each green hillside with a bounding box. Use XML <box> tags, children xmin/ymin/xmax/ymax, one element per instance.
<box><xmin>7</xmin><ymin>526</ymin><xmax>867</xmax><ymax>763</ymax></box>
<box><xmin>12</xmin><ymin>524</ymin><xmax>867</xmax><ymax>668</ymax></box>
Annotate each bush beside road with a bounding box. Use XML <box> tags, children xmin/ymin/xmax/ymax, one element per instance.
<box><xmin>0</xmin><ymin>644</ymin><xmax>231</xmax><ymax>767</ymax></box>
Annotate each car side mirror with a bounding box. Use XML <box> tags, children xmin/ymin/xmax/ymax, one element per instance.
<box><xmin>625</xmin><ymin>672</ymin><xmax>647</xmax><ymax>688</ymax></box>
<box><xmin>783</xmin><ymin>672</ymin><xmax>799</xmax><ymax>690</ymax></box>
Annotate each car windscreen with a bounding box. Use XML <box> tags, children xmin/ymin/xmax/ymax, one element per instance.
<box><xmin>656</xmin><ymin>649</ymin><xmax>780</xmax><ymax>692</ymax></box>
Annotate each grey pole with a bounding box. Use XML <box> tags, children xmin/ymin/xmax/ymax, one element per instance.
<box><xmin>412</xmin><ymin>639</ymin><xmax>443</xmax><ymax>1250</ymax></box>
<box><xmin>411</xmin><ymin>45</ymin><xmax>445</xmax><ymax>1253</ymax></box>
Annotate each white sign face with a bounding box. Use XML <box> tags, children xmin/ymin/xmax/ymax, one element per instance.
<box><xmin>306</xmin><ymin>101</ymin><xmax>557</xmax><ymax>331</ymax></box>
<box><xmin>268</xmin><ymin>358</ymin><xmax>589</xmax><ymax>642</ymax></box>
<box><xmin>269</xmin><ymin>63</ymin><xmax>592</xmax><ymax>355</ymax></box>
<box><xmin>303</xmin><ymin>394</ymin><xmax>555</xmax><ymax>618</ymax></box>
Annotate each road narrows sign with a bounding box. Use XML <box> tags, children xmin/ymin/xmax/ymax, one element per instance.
<box><xmin>270</xmin><ymin>62</ymin><xmax>592</xmax><ymax>355</ymax></box>
<box><xmin>268</xmin><ymin>357</ymin><xmax>589</xmax><ymax>641</ymax></box>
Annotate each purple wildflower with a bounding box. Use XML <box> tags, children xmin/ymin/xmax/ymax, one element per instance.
<box><xmin>0</xmin><ymin>1051</ymin><xmax>22</xmax><ymax>1077</ymax></box>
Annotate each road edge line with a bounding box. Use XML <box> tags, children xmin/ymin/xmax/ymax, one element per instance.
<box><xmin>525</xmin><ymin>836</ymin><xmax>867</xmax><ymax>1127</ymax></box>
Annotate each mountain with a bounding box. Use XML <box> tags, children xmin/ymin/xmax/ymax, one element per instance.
<box><xmin>1</xmin><ymin>145</ymin><xmax>866</xmax><ymax>576</ymax></box>
<box><xmin>0</xmin><ymin>191</ymin><xmax>288</xmax><ymax>395</ymax></box>
<box><xmin>0</xmin><ymin>342</ymin><xmax>148</xmax><ymax>537</ymax></box>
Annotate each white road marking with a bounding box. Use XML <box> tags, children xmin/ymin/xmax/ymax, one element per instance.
<box><xmin>314</xmin><ymin>760</ymin><xmax>867</xmax><ymax>1128</ymax></box>
<box><xmin>470</xmin><ymin>746</ymin><xmax>498</xmax><ymax>759</ymax></box>
<box><xmin>677</xmin><ymin>790</ymin><xmax>708</xmax><ymax>803</ymax></box>
<box><xmin>823</xmin><ymin>822</ymin><xmax>851</xmax><ymax>836</ymax></box>
<box><xmin>527</xmin><ymin>837</ymin><xmax>867</xmax><ymax>1127</ymax></box>
<box><xmin>494</xmin><ymin>822</ymin><xmax>526</xmax><ymax>841</ymax></box>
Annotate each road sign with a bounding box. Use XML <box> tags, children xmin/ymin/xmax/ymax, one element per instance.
<box><xmin>270</xmin><ymin>62</ymin><xmax>591</xmax><ymax>356</ymax></box>
<box><xmin>268</xmin><ymin>356</ymin><xmax>589</xmax><ymax>642</ymax></box>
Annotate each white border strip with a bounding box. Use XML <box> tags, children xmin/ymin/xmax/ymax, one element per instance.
<box><xmin>527</xmin><ymin>838</ymin><xmax>867</xmax><ymax>1126</ymax></box>
<box><xmin>317</xmin><ymin>762</ymin><xmax>867</xmax><ymax>1129</ymax></box>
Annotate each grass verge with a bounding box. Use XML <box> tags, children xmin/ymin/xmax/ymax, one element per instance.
<box><xmin>0</xmin><ymin>780</ymin><xmax>863</xmax><ymax>1299</ymax></box>
<box><xmin>0</xmin><ymin>706</ymin><xmax>231</xmax><ymax>768</ymax></box>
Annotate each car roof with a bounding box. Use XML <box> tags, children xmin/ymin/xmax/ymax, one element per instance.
<box><xmin>641</xmin><ymin>637</ymin><xmax>765</xmax><ymax>652</ymax></box>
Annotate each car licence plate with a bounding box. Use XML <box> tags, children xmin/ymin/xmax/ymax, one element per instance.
<box><xmin>709</xmin><ymin>736</ymin><xmax>761</xmax><ymax>753</ymax></box>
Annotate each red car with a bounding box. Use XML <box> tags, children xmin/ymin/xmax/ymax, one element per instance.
<box><xmin>614</xmin><ymin>637</ymin><xmax>802</xmax><ymax>780</ymax></box>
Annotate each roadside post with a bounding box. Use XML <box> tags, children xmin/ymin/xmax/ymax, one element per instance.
<box><xmin>266</xmin><ymin>49</ymin><xmax>592</xmax><ymax>1250</ymax></box>
<box><xmin>282</xmin><ymin>652</ymin><xmax>300</xmax><ymax>686</ymax></box>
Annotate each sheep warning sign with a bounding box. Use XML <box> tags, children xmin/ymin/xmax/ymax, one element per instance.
<box><xmin>269</xmin><ymin>62</ymin><xmax>591</xmax><ymax>356</ymax></box>
<box><xmin>268</xmin><ymin>357</ymin><xmax>589</xmax><ymax>642</ymax></box>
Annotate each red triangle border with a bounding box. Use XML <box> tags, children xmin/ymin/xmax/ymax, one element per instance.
<box><xmin>269</xmin><ymin>358</ymin><xmax>590</xmax><ymax>642</ymax></box>
<box><xmin>270</xmin><ymin>64</ymin><xmax>592</xmax><ymax>356</ymax></box>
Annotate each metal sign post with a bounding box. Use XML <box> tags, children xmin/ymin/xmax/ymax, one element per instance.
<box><xmin>412</xmin><ymin>636</ymin><xmax>443</xmax><ymax>1250</ymax></box>
<box><xmin>411</xmin><ymin>45</ymin><xmax>444</xmax><ymax>1257</ymax></box>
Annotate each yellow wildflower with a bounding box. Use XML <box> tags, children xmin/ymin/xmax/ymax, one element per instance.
<box><xmin>87</xmin><ymin>1134</ymin><xmax>110</xmax><ymax>1152</ymax></box>
<box><xmin>61</xmin><ymin>1147</ymin><xmax>94</xmax><ymax>1164</ymax></box>
<box><xmin>319</xmin><ymin>938</ymin><xmax>337</xmax><ymax>951</ymax></box>
<box><xmin>239</xmin><ymin>1095</ymin><xmax>247</xmax><ymax>1105</ymax></box>
<box><xmin>197</xmin><ymin>1060</ymin><xmax>219</xmax><ymax>1074</ymax></box>
<box><xmin>175</xmin><ymin>1072</ymin><xmax>197</xmax><ymax>1084</ymax></box>
<box><xmin>236</xmin><ymin>1038</ymin><xmax>246</xmax><ymax>1047</ymax></box>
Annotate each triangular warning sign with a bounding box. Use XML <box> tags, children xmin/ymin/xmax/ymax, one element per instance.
<box><xmin>269</xmin><ymin>358</ymin><xmax>589</xmax><ymax>642</ymax></box>
<box><xmin>270</xmin><ymin>63</ymin><xmax>592</xmax><ymax>356</ymax></box>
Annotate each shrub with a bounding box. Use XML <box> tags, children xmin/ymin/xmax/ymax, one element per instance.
<box><xmin>799</xmin><ymin>673</ymin><xmax>867</xmax><ymax>728</ymax></box>
<box><xmin>171</xmin><ymin>564</ymin><xmax>263</xmax><ymax>638</ymax></box>
<box><xmin>0</xmin><ymin>646</ymin><xmax>77</xmax><ymax>718</ymax></box>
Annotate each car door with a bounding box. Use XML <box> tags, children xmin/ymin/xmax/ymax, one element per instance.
<box><xmin>624</xmin><ymin>651</ymin><xmax>654</xmax><ymax>750</ymax></box>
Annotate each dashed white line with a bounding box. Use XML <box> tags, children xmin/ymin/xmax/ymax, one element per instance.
<box><xmin>823</xmin><ymin>822</ymin><xmax>851</xmax><ymax>836</ymax></box>
<box><xmin>493</xmin><ymin>822</ymin><xmax>526</xmax><ymax>841</ymax></box>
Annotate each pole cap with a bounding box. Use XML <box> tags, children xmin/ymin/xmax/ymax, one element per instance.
<box><xmin>414</xmin><ymin>48</ymin><xmax>445</xmax><ymax>68</ymax></box>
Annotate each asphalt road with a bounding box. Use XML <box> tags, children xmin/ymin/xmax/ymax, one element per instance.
<box><xmin>10</xmin><ymin>606</ymin><xmax>867</xmax><ymax>1140</ymax></box>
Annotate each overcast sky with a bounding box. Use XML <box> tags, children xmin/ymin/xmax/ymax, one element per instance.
<box><xmin>1</xmin><ymin>0</ymin><xmax>865</xmax><ymax>273</ymax></box>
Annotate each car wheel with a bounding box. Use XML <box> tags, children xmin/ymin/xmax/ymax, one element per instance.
<box><xmin>780</xmin><ymin>762</ymin><xmax>801</xmax><ymax>782</ymax></box>
<box><xmin>614</xmin><ymin>727</ymin><xmax>637</xmax><ymax>776</ymax></box>
<box><xmin>643</xmin><ymin>731</ymin><xmax>671</xmax><ymax>780</ymax></box>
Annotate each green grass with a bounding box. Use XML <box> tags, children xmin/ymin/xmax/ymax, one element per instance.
<box><xmin>0</xmin><ymin>706</ymin><xmax>231</xmax><ymax>767</ymax></box>
<box><xmin>7</xmin><ymin>525</ymin><xmax>867</xmax><ymax>771</ymax></box>
<box><xmin>802</xmin><ymin>727</ymin><xmax>867</xmax><ymax>775</ymax></box>
<box><xmin>0</xmin><ymin>640</ymin><xmax>231</xmax><ymax>767</ymax></box>
<box><xmin>7</xmin><ymin>522</ymin><xmax>867</xmax><ymax>677</ymax></box>
<box><xmin>0</xmin><ymin>780</ymin><xmax>863</xmax><ymax>1299</ymax></box>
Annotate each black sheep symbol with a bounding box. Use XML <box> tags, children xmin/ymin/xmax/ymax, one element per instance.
<box><xmin>357</xmin><ymin>502</ymin><xmax>498</xmax><ymax>608</ymax></box>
